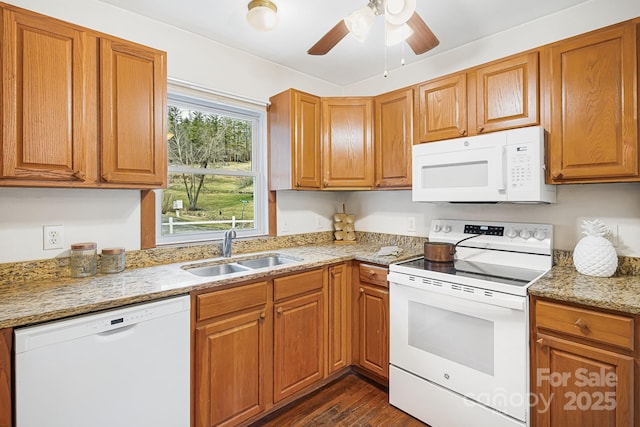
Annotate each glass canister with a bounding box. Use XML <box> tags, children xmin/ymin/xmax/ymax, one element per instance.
<box><xmin>70</xmin><ymin>242</ymin><xmax>97</xmax><ymax>278</ymax></box>
<box><xmin>101</xmin><ymin>247</ymin><xmax>126</xmax><ymax>274</ymax></box>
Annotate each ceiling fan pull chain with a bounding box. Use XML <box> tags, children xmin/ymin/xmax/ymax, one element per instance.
<box><xmin>383</xmin><ymin>13</ymin><xmax>389</xmax><ymax>78</ymax></box>
<box><xmin>400</xmin><ymin>23</ymin><xmax>406</xmax><ymax>66</ymax></box>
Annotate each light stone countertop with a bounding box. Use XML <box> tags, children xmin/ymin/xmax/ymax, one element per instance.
<box><xmin>528</xmin><ymin>266</ymin><xmax>640</xmax><ymax>314</ymax></box>
<box><xmin>0</xmin><ymin>242</ymin><xmax>422</xmax><ymax>329</ymax></box>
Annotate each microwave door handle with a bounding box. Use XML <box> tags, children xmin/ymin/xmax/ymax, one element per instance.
<box><xmin>497</xmin><ymin>145</ymin><xmax>506</xmax><ymax>192</ymax></box>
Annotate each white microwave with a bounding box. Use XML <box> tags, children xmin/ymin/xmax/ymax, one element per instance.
<box><xmin>412</xmin><ymin>126</ymin><xmax>556</xmax><ymax>203</ymax></box>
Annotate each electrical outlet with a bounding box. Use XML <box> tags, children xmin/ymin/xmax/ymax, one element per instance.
<box><xmin>43</xmin><ymin>225</ymin><xmax>64</xmax><ymax>250</ymax></box>
<box><xmin>407</xmin><ymin>216</ymin><xmax>416</xmax><ymax>233</ymax></box>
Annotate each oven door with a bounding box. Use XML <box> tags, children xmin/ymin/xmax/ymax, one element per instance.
<box><xmin>389</xmin><ymin>277</ymin><xmax>528</xmax><ymax>422</ymax></box>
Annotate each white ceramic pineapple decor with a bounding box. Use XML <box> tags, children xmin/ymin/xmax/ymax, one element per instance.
<box><xmin>573</xmin><ymin>219</ymin><xmax>618</xmax><ymax>277</ymax></box>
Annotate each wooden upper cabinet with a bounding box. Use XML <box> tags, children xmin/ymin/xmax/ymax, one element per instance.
<box><xmin>322</xmin><ymin>97</ymin><xmax>374</xmax><ymax>189</ymax></box>
<box><xmin>100</xmin><ymin>37</ymin><xmax>167</xmax><ymax>186</ymax></box>
<box><xmin>1</xmin><ymin>7</ymin><xmax>91</xmax><ymax>183</ymax></box>
<box><xmin>268</xmin><ymin>89</ymin><xmax>321</xmax><ymax>190</ymax></box>
<box><xmin>374</xmin><ymin>88</ymin><xmax>413</xmax><ymax>189</ymax></box>
<box><xmin>547</xmin><ymin>22</ymin><xmax>639</xmax><ymax>183</ymax></box>
<box><xmin>0</xmin><ymin>3</ymin><xmax>167</xmax><ymax>188</ymax></box>
<box><xmin>415</xmin><ymin>73</ymin><xmax>467</xmax><ymax>142</ymax></box>
<box><xmin>474</xmin><ymin>51</ymin><xmax>539</xmax><ymax>134</ymax></box>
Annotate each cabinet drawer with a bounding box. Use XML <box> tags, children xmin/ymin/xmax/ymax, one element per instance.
<box><xmin>535</xmin><ymin>300</ymin><xmax>634</xmax><ymax>351</ymax></box>
<box><xmin>274</xmin><ymin>269</ymin><xmax>324</xmax><ymax>301</ymax></box>
<box><xmin>358</xmin><ymin>264</ymin><xmax>388</xmax><ymax>288</ymax></box>
<box><xmin>196</xmin><ymin>281</ymin><xmax>268</xmax><ymax>323</ymax></box>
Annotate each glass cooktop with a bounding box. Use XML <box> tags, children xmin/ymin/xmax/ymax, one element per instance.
<box><xmin>395</xmin><ymin>257</ymin><xmax>547</xmax><ymax>288</ymax></box>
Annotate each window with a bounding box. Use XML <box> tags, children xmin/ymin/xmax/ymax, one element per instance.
<box><xmin>156</xmin><ymin>88</ymin><xmax>268</xmax><ymax>245</ymax></box>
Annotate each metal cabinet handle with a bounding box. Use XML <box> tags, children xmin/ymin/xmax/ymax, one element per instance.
<box><xmin>477</xmin><ymin>126</ymin><xmax>485</xmax><ymax>133</ymax></box>
<box><xmin>574</xmin><ymin>318</ymin><xmax>590</xmax><ymax>334</ymax></box>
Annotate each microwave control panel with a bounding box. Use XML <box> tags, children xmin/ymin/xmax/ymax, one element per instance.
<box><xmin>506</xmin><ymin>142</ymin><xmax>539</xmax><ymax>191</ymax></box>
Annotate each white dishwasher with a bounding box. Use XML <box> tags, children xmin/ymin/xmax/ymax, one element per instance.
<box><xmin>14</xmin><ymin>295</ymin><xmax>190</xmax><ymax>427</ymax></box>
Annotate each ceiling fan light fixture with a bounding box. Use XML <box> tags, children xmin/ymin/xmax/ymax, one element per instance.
<box><xmin>246</xmin><ymin>0</ymin><xmax>278</xmax><ymax>32</ymax></box>
<box><xmin>344</xmin><ymin>5</ymin><xmax>376</xmax><ymax>42</ymax></box>
<box><xmin>385</xmin><ymin>0</ymin><xmax>416</xmax><ymax>25</ymax></box>
<box><xmin>385</xmin><ymin>21</ymin><xmax>414</xmax><ymax>46</ymax></box>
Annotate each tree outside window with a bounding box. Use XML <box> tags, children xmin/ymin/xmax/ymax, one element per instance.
<box><xmin>156</xmin><ymin>93</ymin><xmax>266</xmax><ymax>244</ymax></box>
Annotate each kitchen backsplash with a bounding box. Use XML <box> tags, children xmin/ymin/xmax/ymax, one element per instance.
<box><xmin>2</xmin><ymin>232</ymin><xmax>640</xmax><ymax>287</ymax></box>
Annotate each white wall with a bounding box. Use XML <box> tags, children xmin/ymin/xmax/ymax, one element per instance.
<box><xmin>0</xmin><ymin>189</ymin><xmax>141</xmax><ymax>262</ymax></box>
<box><xmin>348</xmin><ymin>183</ymin><xmax>640</xmax><ymax>256</ymax></box>
<box><xmin>276</xmin><ymin>191</ymin><xmax>346</xmax><ymax>236</ymax></box>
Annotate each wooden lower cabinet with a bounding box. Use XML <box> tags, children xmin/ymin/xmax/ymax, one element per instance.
<box><xmin>194</xmin><ymin>309</ymin><xmax>268</xmax><ymax>427</ymax></box>
<box><xmin>0</xmin><ymin>328</ymin><xmax>11</xmax><ymax>427</ymax></box>
<box><xmin>193</xmin><ymin>281</ymin><xmax>270</xmax><ymax>427</ymax></box>
<box><xmin>327</xmin><ymin>263</ymin><xmax>351</xmax><ymax>374</ymax></box>
<box><xmin>531</xmin><ymin>297</ymin><xmax>637</xmax><ymax>427</ymax></box>
<box><xmin>193</xmin><ymin>266</ymin><xmax>351</xmax><ymax>425</ymax></box>
<box><xmin>353</xmin><ymin>263</ymin><xmax>389</xmax><ymax>382</ymax></box>
<box><xmin>273</xmin><ymin>269</ymin><xmax>325</xmax><ymax>402</ymax></box>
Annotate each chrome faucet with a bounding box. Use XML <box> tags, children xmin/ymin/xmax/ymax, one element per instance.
<box><xmin>222</xmin><ymin>229</ymin><xmax>236</xmax><ymax>257</ymax></box>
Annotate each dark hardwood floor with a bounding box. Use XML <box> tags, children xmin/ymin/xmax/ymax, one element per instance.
<box><xmin>251</xmin><ymin>373</ymin><xmax>427</xmax><ymax>427</ymax></box>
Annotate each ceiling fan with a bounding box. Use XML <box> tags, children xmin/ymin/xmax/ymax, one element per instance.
<box><xmin>307</xmin><ymin>0</ymin><xmax>439</xmax><ymax>56</ymax></box>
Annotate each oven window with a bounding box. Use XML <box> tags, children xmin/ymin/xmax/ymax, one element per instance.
<box><xmin>408</xmin><ymin>301</ymin><xmax>494</xmax><ymax>375</ymax></box>
<box><xmin>421</xmin><ymin>161</ymin><xmax>488</xmax><ymax>188</ymax></box>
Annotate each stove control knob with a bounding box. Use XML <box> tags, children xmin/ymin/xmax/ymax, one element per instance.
<box><xmin>443</xmin><ymin>225</ymin><xmax>452</xmax><ymax>233</ymax></box>
<box><xmin>433</xmin><ymin>224</ymin><xmax>442</xmax><ymax>232</ymax></box>
<box><xmin>533</xmin><ymin>230</ymin><xmax>547</xmax><ymax>241</ymax></box>
<box><xmin>519</xmin><ymin>229</ymin><xmax>532</xmax><ymax>240</ymax></box>
<box><xmin>506</xmin><ymin>229</ymin><xmax>518</xmax><ymax>239</ymax></box>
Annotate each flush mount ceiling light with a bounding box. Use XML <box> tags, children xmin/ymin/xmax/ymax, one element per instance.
<box><xmin>246</xmin><ymin>0</ymin><xmax>278</xmax><ymax>32</ymax></box>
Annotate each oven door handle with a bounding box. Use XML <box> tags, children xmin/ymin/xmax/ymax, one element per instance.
<box><xmin>388</xmin><ymin>275</ymin><xmax>525</xmax><ymax>311</ymax></box>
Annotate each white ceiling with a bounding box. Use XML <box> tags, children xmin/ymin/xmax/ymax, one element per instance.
<box><xmin>96</xmin><ymin>0</ymin><xmax>590</xmax><ymax>86</ymax></box>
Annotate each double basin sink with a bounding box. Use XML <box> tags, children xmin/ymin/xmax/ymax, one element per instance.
<box><xmin>182</xmin><ymin>254</ymin><xmax>298</xmax><ymax>278</ymax></box>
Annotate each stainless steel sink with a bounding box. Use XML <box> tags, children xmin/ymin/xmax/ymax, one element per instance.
<box><xmin>236</xmin><ymin>255</ymin><xmax>296</xmax><ymax>269</ymax></box>
<box><xmin>184</xmin><ymin>262</ymin><xmax>251</xmax><ymax>277</ymax></box>
<box><xmin>182</xmin><ymin>254</ymin><xmax>299</xmax><ymax>277</ymax></box>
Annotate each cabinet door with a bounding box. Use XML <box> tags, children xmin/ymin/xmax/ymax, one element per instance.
<box><xmin>194</xmin><ymin>308</ymin><xmax>268</xmax><ymax>427</ymax></box>
<box><xmin>374</xmin><ymin>88</ymin><xmax>413</xmax><ymax>189</ymax></box>
<box><xmin>475</xmin><ymin>51</ymin><xmax>539</xmax><ymax>134</ymax></box>
<box><xmin>548</xmin><ymin>23</ymin><xmax>638</xmax><ymax>183</ymax></box>
<box><xmin>293</xmin><ymin>91</ymin><xmax>322</xmax><ymax>189</ymax></box>
<box><xmin>1</xmin><ymin>8</ymin><xmax>90</xmax><ymax>182</ymax></box>
<box><xmin>533</xmin><ymin>333</ymin><xmax>633</xmax><ymax>427</ymax></box>
<box><xmin>357</xmin><ymin>284</ymin><xmax>389</xmax><ymax>379</ymax></box>
<box><xmin>416</xmin><ymin>73</ymin><xmax>467</xmax><ymax>142</ymax></box>
<box><xmin>100</xmin><ymin>37</ymin><xmax>167</xmax><ymax>186</ymax></box>
<box><xmin>0</xmin><ymin>329</ymin><xmax>11</xmax><ymax>427</ymax></box>
<box><xmin>328</xmin><ymin>264</ymin><xmax>351</xmax><ymax>374</ymax></box>
<box><xmin>273</xmin><ymin>291</ymin><xmax>324</xmax><ymax>402</ymax></box>
<box><xmin>322</xmin><ymin>97</ymin><xmax>374</xmax><ymax>189</ymax></box>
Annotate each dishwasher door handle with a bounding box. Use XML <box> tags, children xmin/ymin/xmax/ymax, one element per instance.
<box><xmin>96</xmin><ymin>323</ymin><xmax>137</xmax><ymax>338</ymax></box>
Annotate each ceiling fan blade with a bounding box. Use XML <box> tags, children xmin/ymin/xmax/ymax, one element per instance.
<box><xmin>405</xmin><ymin>12</ymin><xmax>439</xmax><ymax>55</ymax></box>
<box><xmin>307</xmin><ymin>20</ymin><xmax>349</xmax><ymax>55</ymax></box>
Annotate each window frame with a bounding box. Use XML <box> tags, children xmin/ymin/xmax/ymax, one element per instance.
<box><xmin>154</xmin><ymin>90</ymin><xmax>268</xmax><ymax>245</ymax></box>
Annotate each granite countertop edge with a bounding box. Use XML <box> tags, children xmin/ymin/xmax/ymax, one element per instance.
<box><xmin>528</xmin><ymin>266</ymin><xmax>640</xmax><ymax>315</ymax></box>
<box><xmin>0</xmin><ymin>243</ymin><xmax>422</xmax><ymax>329</ymax></box>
